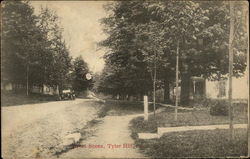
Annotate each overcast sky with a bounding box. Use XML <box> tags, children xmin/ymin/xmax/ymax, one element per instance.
<box><xmin>31</xmin><ymin>1</ymin><xmax>108</xmax><ymax>73</ymax></box>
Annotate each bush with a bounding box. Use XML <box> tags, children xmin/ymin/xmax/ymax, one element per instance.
<box><xmin>209</xmin><ymin>100</ymin><xmax>228</xmax><ymax>116</ymax></box>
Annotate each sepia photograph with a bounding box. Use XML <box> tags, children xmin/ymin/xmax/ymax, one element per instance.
<box><xmin>1</xmin><ymin>0</ymin><xmax>249</xmax><ymax>158</ymax></box>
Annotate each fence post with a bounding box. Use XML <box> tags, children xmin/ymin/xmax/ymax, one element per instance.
<box><xmin>144</xmin><ymin>96</ymin><xmax>148</xmax><ymax>121</ymax></box>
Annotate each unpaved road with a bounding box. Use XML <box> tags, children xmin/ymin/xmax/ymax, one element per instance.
<box><xmin>61</xmin><ymin>114</ymin><xmax>146</xmax><ymax>158</ymax></box>
<box><xmin>2</xmin><ymin>99</ymin><xmax>103</xmax><ymax>159</ymax></box>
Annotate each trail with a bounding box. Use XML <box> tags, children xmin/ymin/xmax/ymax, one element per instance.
<box><xmin>61</xmin><ymin>114</ymin><xmax>147</xmax><ymax>158</ymax></box>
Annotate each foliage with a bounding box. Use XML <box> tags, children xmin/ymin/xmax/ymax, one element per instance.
<box><xmin>131</xmin><ymin>128</ymin><xmax>247</xmax><ymax>158</ymax></box>
<box><xmin>209</xmin><ymin>100</ymin><xmax>229</xmax><ymax>116</ymax></box>
<box><xmin>37</xmin><ymin>6</ymin><xmax>72</xmax><ymax>89</ymax></box>
<box><xmin>2</xmin><ymin>1</ymin><xmax>43</xmax><ymax>85</ymax></box>
<box><xmin>99</xmin><ymin>1</ymin><xmax>154</xmax><ymax>97</ymax></box>
<box><xmin>99</xmin><ymin>1</ymin><xmax>248</xmax><ymax>104</ymax></box>
<box><xmin>197</xmin><ymin>1</ymin><xmax>248</xmax><ymax>80</ymax></box>
<box><xmin>72</xmin><ymin>56</ymin><xmax>92</xmax><ymax>93</ymax></box>
<box><xmin>2</xmin><ymin>1</ymin><xmax>74</xmax><ymax>93</ymax></box>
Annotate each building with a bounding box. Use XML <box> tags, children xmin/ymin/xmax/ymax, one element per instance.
<box><xmin>168</xmin><ymin>73</ymin><xmax>248</xmax><ymax>102</ymax></box>
<box><xmin>30</xmin><ymin>85</ymin><xmax>59</xmax><ymax>95</ymax></box>
<box><xmin>1</xmin><ymin>81</ymin><xmax>59</xmax><ymax>96</ymax></box>
<box><xmin>205</xmin><ymin>74</ymin><xmax>248</xmax><ymax>100</ymax></box>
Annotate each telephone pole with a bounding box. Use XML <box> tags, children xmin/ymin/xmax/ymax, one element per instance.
<box><xmin>228</xmin><ymin>1</ymin><xmax>234</xmax><ymax>140</ymax></box>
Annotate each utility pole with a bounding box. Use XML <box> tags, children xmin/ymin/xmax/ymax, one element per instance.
<box><xmin>175</xmin><ymin>40</ymin><xmax>179</xmax><ymax>121</ymax></box>
<box><xmin>228</xmin><ymin>1</ymin><xmax>234</xmax><ymax>140</ymax></box>
<box><xmin>244</xmin><ymin>2</ymin><xmax>250</xmax><ymax>155</ymax></box>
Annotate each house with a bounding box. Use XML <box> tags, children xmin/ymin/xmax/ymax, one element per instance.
<box><xmin>1</xmin><ymin>81</ymin><xmax>26</xmax><ymax>92</ymax></box>
<box><xmin>168</xmin><ymin>73</ymin><xmax>248</xmax><ymax>102</ymax></box>
<box><xmin>30</xmin><ymin>85</ymin><xmax>59</xmax><ymax>95</ymax></box>
<box><xmin>1</xmin><ymin>80</ymin><xmax>59</xmax><ymax>96</ymax></box>
<box><xmin>1</xmin><ymin>77</ymin><xmax>13</xmax><ymax>91</ymax></box>
<box><xmin>205</xmin><ymin>74</ymin><xmax>248</xmax><ymax>100</ymax></box>
<box><xmin>1</xmin><ymin>81</ymin><xmax>13</xmax><ymax>91</ymax></box>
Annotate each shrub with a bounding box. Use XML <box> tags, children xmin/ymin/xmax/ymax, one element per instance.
<box><xmin>209</xmin><ymin>100</ymin><xmax>229</xmax><ymax>116</ymax></box>
<box><xmin>192</xmin><ymin>97</ymin><xmax>212</xmax><ymax>107</ymax></box>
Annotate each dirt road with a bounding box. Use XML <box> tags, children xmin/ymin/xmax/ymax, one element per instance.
<box><xmin>61</xmin><ymin>114</ymin><xmax>146</xmax><ymax>158</ymax></box>
<box><xmin>2</xmin><ymin>99</ymin><xmax>102</xmax><ymax>159</ymax></box>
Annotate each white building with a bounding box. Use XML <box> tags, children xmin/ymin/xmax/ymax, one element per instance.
<box><xmin>206</xmin><ymin>74</ymin><xmax>248</xmax><ymax>99</ymax></box>
<box><xmin>169</xmin><ymin>73</ymin><xmax>248</xmax><ymax>102</ymax></box>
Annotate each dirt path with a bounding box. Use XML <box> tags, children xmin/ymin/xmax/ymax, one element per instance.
<box><xmin>61</xmin><ymin>114</ymin><xmax>147</xmax><ymax>158</ymax></box>
<box><xmin>2</xmin><ymin>99</ymin><xmax>102</xmax><ymax>159</ymax></box>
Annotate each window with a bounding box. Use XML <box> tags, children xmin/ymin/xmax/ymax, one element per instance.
<box><xmin>46</xmin><ymin>87</ymin><xmax>50</xmax><ymax>92</ymax></box>
<box><xmin>217</xmin><ymin>80</ymin><xmax>226</xmax><ymax>97</ymax></box>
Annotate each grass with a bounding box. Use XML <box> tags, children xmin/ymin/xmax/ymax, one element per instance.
<box><xmin>129</xmin><ymin>103</ymin><xmax>248</xmax><ymax>157</ymax></box>
<box><xmin>133</xmin><ymin>129</ymin><xmax>248</xmax><ymax>158</ymax></box>
<box><xmin>101</xmin><ymin>100</ymin><xmax>162</xmax><ymax>116</ymax></box>
<box><xmin>53</xmin><ymin>100</ymin><xmax>106</xmax><ymax>157</ymax></box>
<box><xmin>1</xmin><ymin>92</ymin><xmax>57</xmax><ymax>106</ymax></box>
<box><xmin>130</xmin><ymin>103</ymin><xmax>247</xmax><ymax>133</ymax></box>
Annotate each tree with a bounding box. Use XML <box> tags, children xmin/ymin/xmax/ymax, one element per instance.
<box><xmin>226</xmin><ymin>1</ymin><xmax>248</xmax><ymax>141</ymax></box>
<box><xmin>154</xmin><ymin>1</ymin><xmax>247</xmax><ymax>106</ymax></box>
<box><xmin>197</xmin><ymin>1</ymin><xmax>247</xmax><ymax>80</ymax></box>
<box><xmin>135</xmin><ymin>20</ymin><xmax>169</xmax><ymax>115</ymax></box>
<box><xmin>37</xmin><ymin>6</ymin><xmax>72</xmax><ymax>90</ymax></box>
<box><xmin>145</xmin><ymin>1</ymin><xmax>209</xmax><ymax>120</ymax></box>
<box><xmin>100</xmin><ymin>1</ymin><xmax>153</xmax><ymax>99</ymax></box>
<box><xmin>2</xmin><ymin>1</ymin><xmax>46</xmax><ymax>95</ymax></box>
<box><xmin>99</xmin><ymin>1</ymin><xmax>248</xmax><ymax>110</ymax></box>
<box><xmin>2</xmin><ymin>2</ymin><xmax>73</xmax><ymax>95</ymax></box>
<box><xmin>72</xmin><ymin>56</ymin><xmax>91</xmax><ymax>94</ymax></box>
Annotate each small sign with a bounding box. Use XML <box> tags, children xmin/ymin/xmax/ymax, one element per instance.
<box><xmin>86</xmin><ymin>73</ymin><xmax>92</xmax><ymax>80</ymax></box>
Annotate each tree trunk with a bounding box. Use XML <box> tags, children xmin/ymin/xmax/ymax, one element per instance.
<box><xmin>175</xmin><ymin>40</ymin><xmax>179</xmax><ymax>121</ymax></box>
<box><xmin>26</xmin><ymin>65</ymin><xmax>29</xmax><ymax>96</ymax></box>
<box><xmin>180</xmin><ymin>73</ymin><xmax>191</xmax><ymax>106</ymax></box>
<box><xmin>153</xmin><ymin>62</ymin><xmax>156</xmax><ymax>117</ymax></box>
<box><xmin>164</xmin><ymin>77</ymin><xmax>170</xmax><ymax>103</ymax></box>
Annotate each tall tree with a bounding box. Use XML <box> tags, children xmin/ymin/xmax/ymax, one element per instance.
<box><xmin>99</xmin><ymin>1</ymin><xmax>248</xmax><ymax>108</ymax></box>
<box><xmin>72</xmin><ymin>56</ymin><xmax>91</xmax><ymax>94</ymax></box>
<box><xmin>2</xmin><ymin>1</ymin><xmax>45</xmax><ymax>95</ymax></box>
<box><xmin>37</xmin><ymin>6</ymin><xmax>72</xmax><ymax>90</ymax></box>
<box><xmin>2</xmin><ymin>2</ymin><xmax>73</xmax><ymax>95</ymax></box>
<box><xmin>100</xmin><ymin>1</ymin><xmax>153</xmax><ymax>99</ymax></box>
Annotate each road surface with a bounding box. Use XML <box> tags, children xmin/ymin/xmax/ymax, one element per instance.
<box><xmin>61</xmin><ymin>114</ymin><xmax>146</xmax><ymax>158</ymax></box>
<box><xmin>2</xmin><ymin>99</ymin><xmax>102</xmax><ymax>159</ymax></box>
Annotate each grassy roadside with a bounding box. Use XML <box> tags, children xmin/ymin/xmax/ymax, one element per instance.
<box><xmin>98</xmin><ymin>100</ymin><xmax>162</xmax><ymax>116</ymax></box>
<box><xmin>133</xmin><ymin>129</ymin><xmax>247</xmax><ymax>157</ymax></box>
<box><xmin>130</xmin><ymin>104</ymin><xmax>247</xmax><ymax>133</ymax></box>
<box><xmin>1</xmin><ymin>92</ymin><xmax>56</xmax><ymax>106</ymax></box>
<box><xmin>129</xmin><ymin>103</ymin><xmax>248</xmax><ymax>157</ymax></box>
<box><xmin>54</xmin><ymin>100</ymin><xmax>106</xmax><ymax>157</ymax></box>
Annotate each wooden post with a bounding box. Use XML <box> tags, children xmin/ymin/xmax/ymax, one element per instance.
<box><xmin>175</xmin><ymin>40</ymin><xmax>179</xmax><ymax>121</ymax></box>
<box><xmin>228</xmin><ymin>1</ymin><xmax>234</xmax><ymax>140</ymax></box>
<box><xmin>144</xmin><ymin>96</ymin><xmax>148</xmax><ymax>121</ymax></box>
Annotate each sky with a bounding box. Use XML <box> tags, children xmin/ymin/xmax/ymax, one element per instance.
<box><xmin>31</xmin><ymin>1</ymin><xmax>108</xmax><ymax>73</ymax></box>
